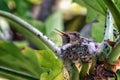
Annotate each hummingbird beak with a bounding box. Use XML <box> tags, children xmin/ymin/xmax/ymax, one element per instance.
<box><xmin>55</xmin><ymin>31</ymin><xmax>64</xmax><ymax>36</ymax></box>
<box><xmin>54</xmin><ymin>29</ymin><xmax>70</xmax><ymax>44</ymax></box>
<box><xmin>54</xmin><ymin>29</ymin><xmax>65</xmax><ymax>36</ymax></box>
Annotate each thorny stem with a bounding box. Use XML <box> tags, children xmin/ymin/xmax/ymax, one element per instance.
<box><xmin>103</xmin><ymin>9</ymin><xmax>120</xmax><ymax>67</ymax></box>
<box><xmin>98</xmin><ymin>5</ymin><xmax>120</xmax><ymax>79</ymax></box>
<box><xmin>97</xmin><ymin>9</ymin><xmax>114</xmax><ymax>60</ymax></box>
<box><xmin>0</xmin><ymin>10</ymin><xmax>61</xmax><ymax>57</ymax></box>
<box><xmin>104</xmin><ymin>9</ymin><xmax>114</xmax><ymax>41</ymax></box>
<box><xmin>98</xmin><ymin>8</ymin><xmax>120</xmax><ymax>73</ymax></box>
<box><xmin>103</xmin><ymin>0</ymin><xmax>120</xmax><ymax>31</ymax></box>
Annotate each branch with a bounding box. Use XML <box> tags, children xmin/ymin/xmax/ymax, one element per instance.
<box><xmin>0</xmin><ymin>10</ymin><xmax>61</xmax><ymax>57</ymax></box>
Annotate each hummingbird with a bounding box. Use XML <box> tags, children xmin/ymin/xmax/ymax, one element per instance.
<box><xmin>56</xmin><ymin>29</ymin><xmax>98</xmax><ymax>63</ymax></box>
<box><xmin>55</xmin><ymin>29</ymin><xmax>81</xmax><ymax>45</ymax></box>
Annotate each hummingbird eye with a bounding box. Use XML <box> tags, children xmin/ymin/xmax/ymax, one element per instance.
<box><xmin>63</xmin><ymin>35</ymin><xmax>70</xmax><ymax>44</ymax></box>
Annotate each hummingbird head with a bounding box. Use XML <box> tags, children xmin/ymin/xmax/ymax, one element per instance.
<box><xmin>56</xmin><ymin>30</ymin><xmax>81</xmax><ymax>45</ymax></box>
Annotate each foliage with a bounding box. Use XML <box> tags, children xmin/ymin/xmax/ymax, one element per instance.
<box><xmin>0</xmin><ymin>41</ymin><xmax>63</xmax><ymax>80</ymax></box>
<box><xmin>73</xmin><ymin>0</ymin><xmax>106</xmax><ymax>42</ymax></box>
<box><xmin>73</xmin><ymin>0</ymin><xmax>120</xmax><ymax>79</ymax></box>
<box><xmin>0</xmin><ymin>0</ymin><xmax>64</xmax><ymax>79</ymax></box>
<box><xmin>0</xmin><ymin>0</ymin><xmax>120</xmax><ymax>80</ymax></box>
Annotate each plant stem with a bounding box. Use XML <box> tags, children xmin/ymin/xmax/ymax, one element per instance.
<box><xmin>101</xmin><ymin>7</ymin><xmax>120</xmax><ymax>65</ymax></box>
<box><xmin>0</xmin><ymin>10</ymin><xmax>61</xmax><ymax>57</ymax></box>
<box><xmin>107</xmin><ymin>43</ymin><xmax>120</xmax><ymax>64</ymax></box>
<box><xmin>79</xmin><ymin>62</ymin><xmax>91</xmax><ymax>80</ymax></box>
<box><xmin>103</xmin><ymin>0</ymin><xmax>120</xmax><ymax>31</ymax></box>
<box><xmin>0</xmin><ymin>66</ymin><xmax>39</xmax><ymax>80</ymax></box>
<box><xmin>98</xmin><ymin>10</ymin><xmax>113</xmax><ymax>59</ymax></box>
<box><xmin>64</xmin><ymin>60</ymin><xmax>79</xmax><ymax>80</ymax></box>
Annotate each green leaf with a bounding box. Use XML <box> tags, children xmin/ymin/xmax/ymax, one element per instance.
<box><xmin>0</xmin><ymin>0</ymin><xmax>10</xmax><ymax>12</ymax></box>
<box><xmin>25</xmin><ymin>19</ymin><xmax>45</xmax><ymax>34</ymax></box>
<box><xmin>72</xmin><ymin>0</ymin><xmax>106</xmax><ymax>15</ymax></box>
<box><xmin>45</xmin><ymin>10</ymin><xmax>63</xmax><ymax>46</ymax></box>
<box><xmin>0</xmin><ymin>41</ymin><xmax>40</xmax><ymax>79</ymax></box>
<box><xmin>0</xmin><ymin>66</ymin><xmax>38</xmax><ymax>80</ymax></box>
<box><xmin>0</xmin><ymin>41</ymin><xmax>63</xmax><ymax>80</ymax></box>
<box><xmin>9</xmin><ymin>21</ymin><xmax>48</xmax><ymax>50</ymax></box>
<box><xmin>72</xmin><ymin>0</ymin><xmax>106</xmax><ymax>42</ymax></box>
<box><xmin>36</xmin><ymin>50</ymin><xmax>63</xmax><ymax>80</ymax></box>
<box><xmin>90</xmin><ymin>10</ymin><xmax>105</xmax><ymax>42</ymax></box>
<box><xmin>117</xmin><ymin>70</ymin><xmax>120</xmax><ymax>80</ymax></box>
<box><xmin>54</xmin><ymin>71</ymin><xmax>63</xmax><ymax>80</ymax></box>
<box><xmin>22</xmin><ymin>47</ymin><xmax>47</xmax><ymax>75</ymax></box>
<box><xmin>0</xmin><ymin>71</ymin><xmax>28</xmax><ymax>80</ymax></box>
<box><xmin>115</xmin><ymin>0</ymin><xmax>120</xmax><ymax>10</ymax></box>
<box><xmin>103</xmin><ymin>0</ymin><xmax>120</xmax><ymax>31</ymax></box>
<box><xmin>64</xmin><ymin>60</ymin><xmax>79</xmax><ymax>80</ymax></box>
<box><xmin>14</xmin><ymin>0</ymin><xmax>32</xmax><ymax>18</ymax></box>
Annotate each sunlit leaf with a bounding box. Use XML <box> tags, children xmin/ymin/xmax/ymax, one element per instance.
<box><xmin>0</xmin><ymin>41</ymin><xmax>40</xmax><ymax>79</ymax></box>
<box><xmin>14</xmin><ymin>0</ymin><xmax>32</xmax><ymax>18</ymax></box>
<box><xmin>0</xmin><ymin>41</ymin><xmax>63</xmax><ymax>80</ymax></box>
<box><xmin>45</xmin><ymin>10</ymin><xmax>63</xmax><ymax>46</ymax></box>
<box><xmin>36</xmin><ymin>50</ymin><xmax>63</xmax><ymax>80</ymax></box>
<box><xmin>22</xmin><ymin>47</ymin><xmax>47</xmax><ymax>75</ymax></box>
<box><xmin>25</xmin><ymin>19</ymin><xmax>45</xmax><ymax>34</ymax></box>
